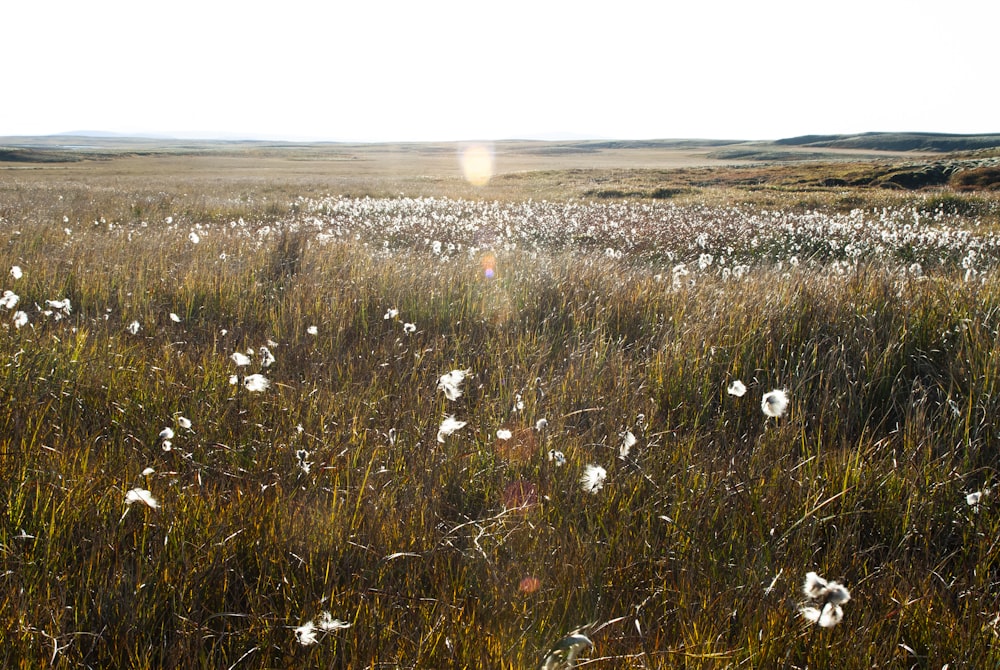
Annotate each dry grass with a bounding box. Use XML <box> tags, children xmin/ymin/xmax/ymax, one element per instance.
<box><xmin>1</xmin><ymin>154</ymin><xmax>1000</xmax><ymax>668</ymax></box>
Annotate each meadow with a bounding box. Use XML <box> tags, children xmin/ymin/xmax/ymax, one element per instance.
<box><xmin>2</xmin><ymin>143</ymin><xmax>1000</xmax><ymax>668</ymax></box>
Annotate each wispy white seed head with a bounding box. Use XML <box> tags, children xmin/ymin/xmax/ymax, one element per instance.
<box><xmin>761</xmin><ymin>389</ymin><xmax>789</xmax><ymax>418</ymax></box>
<box><xmin>580</xmin><ymin>464</ymin><xmax>607</xmax><ymax>494</ymax></box>
<box><xmin>535</xmin><ymin>418</ymin><xmax>549</xmax><ymax>431</ymax></box>
<box><xmin>243</xmin><ymin>374</ymin><xmax>270</xmax><ymax>393</ymax></box>
<box><xmin>384</xmin><ymin>308</ymin><xmax>399</xmax><ymax>320</ymax></box>
<box><xmin>13</xmin><ymin>310</ymin><xmax>28</xmax><ymax>328</ymax></box>
<box><xmin>307</xmin><ymin>325</ymin><xmax>318</xmax><ymax>335</ymax></box>
<box><xmin>619</xmin><ymin>431</ymin><xmax>637</xmax><ymax>459</ymax></box>
<box><xmin>548</xmin><ymin>449</ymin><xmax>566</xmax><ymax>466</ymax></box>
<box><xmin>188</xmin><ymin>231</ymin><xmax>200</xmax><ymax>244</ymax></box>
<box><xmin>159</xmin><ymin>427</ymin><xmax>174</xmax><ymax>441</ymax></box>
<box><xmin>0</xmin><ymin>290</ymin><xmax>19</xmax><ymax>310</ymax></box>
<box><xmin>231</xmin><ymin>352</ymin><xmax>251</xmax><ymax>366</ymax></box>
<box><xmin>727</xmin><ymin>380</ymin><xmax>747</xmax><ymax>397</ymax></box>
<box><xmin>176</xmin><ymin>416</ymin><xmax>192</xmax><ymax>430</ymax></box>
<box><xmin>169</xmin><ymin>312</ymin><xmax>182</xmax><ymax>323</ymax></box>
<box><xmin>437</xmin><ymin>415</ymin><xmax>467</xmax><ymax>443</ymax></box>
<box><xmin>496</xmin><ymin>428</ymin><xmax>512</xmax><ymax>440</ymax></box>
<box><xmin>316</xmin><ymin>612</ymin><xmax>351</xmax><ymax>632</ymax></box>
<box><xmin>259</xmin><ymin>346</ymin><xmax>276</xmax><ymax>368</ymax></box>
<box><xmin>124</xmin><ymin>488</ymin><xmax>159</xmax><ymax>508</ymax></box>
<box><xmin>295</xmin><ymin>620</ymin><xmax>318</xmax><ymax>646</ymax></box>
<box><xmin>403</xmin><ymin>322</ymin><xmax>416</xmax><ymax>334</ymax></box>
<box><xmin>438</xmin><ymin>368</ymin><xmax>471</xmax><ymax>400</ymax></box>
<box><xmin>799</xmin><ymin>603</ymin><xmax>844</xmax><ymax>628</ymax></box>
<box><xmin>10</xmin><ymin>265</ymin><xmax>22</xmax><ymax>280</ymax></box>
<box><xmin>141</xmin><ymin>467</ymin><xmax>155</xmax><ymax>476</ymax></box>
<box><xmin>127</xmin><ymin>320</ymin><xmax>141</xmax><ymax>335</ymax></box>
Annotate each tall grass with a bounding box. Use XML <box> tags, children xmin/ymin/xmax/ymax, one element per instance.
<box><xmin>1</xmin><ymin>180</ymin><xmax>1000</xmax><ymax>668</ymax></box>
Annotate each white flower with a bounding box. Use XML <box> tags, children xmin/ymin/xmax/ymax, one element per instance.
<box><xmin>13</xmin><ymin>311</ymin><xmax>28</xmax><ymax>328</ymax></box>
<box><xmin>619</xmin><ymin>431</ymin><xmax>637</xmax><ymax>459</ymax></box>
<box><xmin>158</xmin><ymin>427</ymin><xmax>174</xmax><ymax>441</ymax></box>
<box><xmin>169</xmin><ymin>312</ymin><xmax>182</xmax><ymax>323</ymax></box>
<box><xmin>244</xmin><ymin>374</ymin><xmax>270</xmax><ymax>393</ymax></box>
<box><xmin>127</xmin><ymin>320</ymin><xmax>141</xmax><ymax>335</ymax></box>
<box><xmin>10</xmin><ymin>265</ymin><xmax>22</xmax><ymax>280</ymax></box>
<box><xmin>496</xmin><ymin>429</ymin><xmax>512</xmax><ymax>440</ymax></box>
<box><xmin>231</xmin><ymin>352</ymin><xmax>251</xmax><ymax>366</ymax></box>
<box><xmin>727</xmin><ymin>380</ymin><xmax>747</xmax><ymax>397</ymax></box>
<box><xmin>580</xmin><ymin>464</ymin><xmax>607</xmax><ymax>494</ymax></box>
<box><xmin>295</xmin><ymin>620</ymin><xmax>318</xmax><ymax>646</ymax></box>
<box><xmin>307</xmin><ymin>325</ymin><xmax>318</xmax><ymax>335</ymax></box>
<box><xmin>316</xmin><ymin>612</ymin><xmax>351</xmax><ymax>632</ymax></box>
<box><xmin>403</xmin><ymin>322</ymin><xmax>416</xmax><ymax>334</ymax></box>
<box><xmin>259</xmin><ymin>346</ymin><xmax>276</xmax><ymax>368</ymax></box>
<box><xmin>548</xmin><ymin>449</ymin><xmax>566</xmax><ymax>466</ymax></box>
<box><xmin>0</xmin><ymin>290</ymin><xmax>19</xmax><ymax>309</ymax></box>
<box><xmin>437</xmin><ymin>415</ymin><xmax>467</xmax><ymax>443</ymax></box>
<box><xmin>438</xmin><ymin>368</ymin><xmax>471</xmax><ymax>401</ymax></box>
<box><xmin>124</xmin><ymin>488</ymin><xmax>159</xmax><ymax>508</ymax></box>
<box><xmin>761</xmin><ymin>389</ymin><xmax>789</xmax><ymax>418</ymax></box>
<box><xmin>384</xmin><ymin>308</ymin><xmax>399</xmax><ymax>320</ymax></box>
<box><xmin>188</xmin><ymin>231</ymin><xmax>200</xmax><ymax>244</ymax></box>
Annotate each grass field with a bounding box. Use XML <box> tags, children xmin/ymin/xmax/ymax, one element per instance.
<box><xmin>2</xmin><ymin>142</ymin><xmax>1000</xmax><ymax>668</ymax></box>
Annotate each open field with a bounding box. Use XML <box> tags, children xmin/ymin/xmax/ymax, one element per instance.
<box><xmin>2</xmin><ymin>139</ymin><xmax>1000</xmax><ymax>667</ymax></box>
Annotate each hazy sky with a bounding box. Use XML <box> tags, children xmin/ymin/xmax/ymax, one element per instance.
<box><xmin>4</xmin><ymin>0</ymin><xmax>997</xmax><ymax>142</ymax></box>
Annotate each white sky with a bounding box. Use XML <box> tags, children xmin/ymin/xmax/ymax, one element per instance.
<box><xmin>3</xmin><ymin>0</ymin><xmax>998</xmax><ymax>142</ymax></box>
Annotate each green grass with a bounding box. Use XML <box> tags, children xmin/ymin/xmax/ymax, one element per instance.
<box><xmin>2</xmin><ymin>173</ymin><xmax>1000</xmax><ymax>668</ymax></box>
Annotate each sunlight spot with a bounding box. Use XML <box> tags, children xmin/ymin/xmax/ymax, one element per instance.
<box><xmin>460</xmin><ymin>143</ymin><xmax>494</xmax><ymax>187</ymax></box>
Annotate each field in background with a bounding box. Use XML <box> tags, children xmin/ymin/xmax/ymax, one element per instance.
<box><xmin>2</xmin><ymin>140</ymin><xmax>1000</xmax><ymax>667</ymax></box>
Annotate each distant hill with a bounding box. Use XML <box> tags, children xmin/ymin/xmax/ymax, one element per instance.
<box><xmin>775</xmin><ymin>132</ymin><xmax>1000</xmax><ymax>152</ymax></box>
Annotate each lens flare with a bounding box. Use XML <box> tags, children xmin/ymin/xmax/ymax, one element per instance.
<box><xmin>481</xmin><ymin>252</ymin><xmax>496</xmax><ymax>279</ymax></box>
<box><xmin>460</xmin><ymin>144</ymin><xmax>494</xmax><ymax>187</ymax></box>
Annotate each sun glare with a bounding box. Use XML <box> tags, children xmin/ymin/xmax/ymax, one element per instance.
<box><xmin>459</xmin><ymin>143</ymin><xmax>494</xmax><ymax>187</ymax></box>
